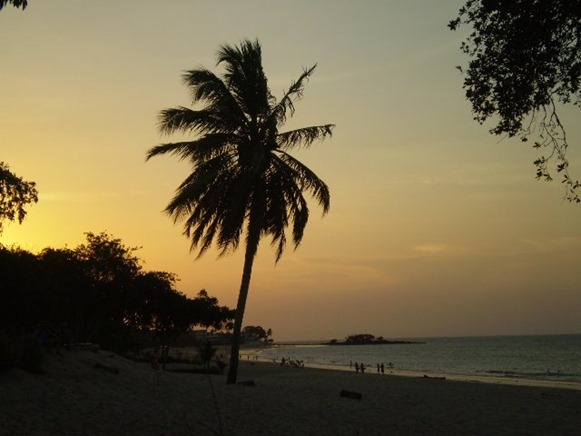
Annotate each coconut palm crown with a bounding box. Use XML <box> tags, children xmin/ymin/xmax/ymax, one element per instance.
<box><xmin>147</xmin><ymin>39</ymin><xmax>334</xmax><ymax>384</ymax></box>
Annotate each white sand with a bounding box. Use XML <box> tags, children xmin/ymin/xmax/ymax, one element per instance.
<box><xmin>1</xmin><ymin>349</ymin><xmax>580</xmax><ymax>435</ymax></box>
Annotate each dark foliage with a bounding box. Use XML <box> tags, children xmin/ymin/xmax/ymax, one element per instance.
<box><xmin>0</xmin><ymin>0</ymin><xmax>27</xmax><ymax>11</ymax></box>
<box><xmin>242</xmin><ymin>325</ymin><xmax>273</xmax><ymax>343</ymax></box>
<box><xmin>0</xmin><ymin>232</ymin><xmax>234</xmax><ymax>368</ymax></box>
<box><xmin>0</xmin><ymin>162</ymin><xmax>38</xmax><ymax>234</ymax></box>
<box><xmin>450</xmin><ymin>0</ymin><xmax>581</xmax><ymax>202</ymax></box>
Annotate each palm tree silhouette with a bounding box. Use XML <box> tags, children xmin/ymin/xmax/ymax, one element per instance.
<box><xmin>147</xmin><ymin>39</ymin><xmax>334</xmax><ymax>384</ymax></box>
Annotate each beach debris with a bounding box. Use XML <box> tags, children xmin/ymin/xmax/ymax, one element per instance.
<box><xmin>422</xmin><ymin>375</ymin><xmax>446</xmax><ymax>380</ymax></box>
<box><xmin>340</xmin><ymin>390</ymin><xmax>362</xmax><ymax>400</ymax></box>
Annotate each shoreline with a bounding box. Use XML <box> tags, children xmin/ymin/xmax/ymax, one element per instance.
<box><xmin>300</xmin><ymin>361</ymin><xmax>581</xmax><ymax>391</ymax></box>
<box><xmin>243</xmin><ymin>334</ymin><xmax>581</xmax><ymax>391</ymax></box>
<box><xmin>243</xmin><ymin>350</ymin><xmax>581</xmax><ymax>392</ymax></box>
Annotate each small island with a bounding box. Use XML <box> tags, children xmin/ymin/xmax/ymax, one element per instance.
<box><xmin>326</xmin><ymin>333</ymin><xmax>424</xmax><ymax>345</ymax></box>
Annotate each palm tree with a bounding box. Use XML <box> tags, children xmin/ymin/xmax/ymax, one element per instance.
<box><xmin>147</xmin><ymin>39</ymin><xmax>334</xmax><ymax>384</ymax></box>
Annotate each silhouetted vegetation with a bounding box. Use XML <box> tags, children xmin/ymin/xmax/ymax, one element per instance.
<box><xmin>147</xmin><ymin>39</ymin><xmax>334</xmax><ymax>384</ymax></box>
<box><xmin>0</xmin><ymin>232</ymin><xmax>234</xmax><ymax>371</ymax></box>
<box><xmin>0</xmin><ymin>0</ymin><xmax>27</xmax><ymax>11</ymax></box>
<box><xmin>450</xmin><ymin>1</ymin><xmax>581</xmax><ymax>202</ymax></box>
<box><xmin>0</xmin><ymin>162</ymin><xmax>38</xmax><ymax>234</ymax></box>
<box><xmin>328</xmin><ymin>334</ymin><xmax>423</xmax><ymax>345</ymax></box>
<box><xmin>242</xmin><ymin>325</ymin><xmax>273</xmax><ymax>343</ymax></box>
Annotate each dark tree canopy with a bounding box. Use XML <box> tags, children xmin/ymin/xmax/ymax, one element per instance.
<box><xmin>450</xmin><ymin>0</ymin><xmax>581</xmax><ymax>202</ymax></box>
<box><xmin>0</xmin><ymin>162</ymin><xmax>38</xmax><ymax>234</ymax></box>
<box><xmin>0</xmin><ymin>0</ymin><xmax>27</xmax><ymax>10</ymax></box>
<box><xmin>0</xmin><ymin>232</ymin><xmax>233</xmax><ymax>354</ymax></box>
<box><xmin>241</xmin><ymin>325</ymin><xmax>273</xmax><ymax>343</ymax></box>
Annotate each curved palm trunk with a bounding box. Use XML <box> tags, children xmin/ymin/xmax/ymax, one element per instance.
<box><xmin>226</xmin><ymin>217</ymin><xmax>261</xmax><ymax>385</ymax></box>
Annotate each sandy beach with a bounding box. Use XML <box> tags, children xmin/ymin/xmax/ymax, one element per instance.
<box><xmin>1</xmin><ymin>348</ymin><xmax>580</xmax><ymax>436</ymax></box>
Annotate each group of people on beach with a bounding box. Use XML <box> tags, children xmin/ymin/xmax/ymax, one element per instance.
<box><xmin>244</xmin><ymin>354</ymin><xmax>260</xmax><ymax>361</ymax></box>
<box><xmin>279</xmin><ymin>357</ymin><xmax>304</xmax><ymax>367</ymax></box>
<box><xmin>350</xmin><ymin>361</ymin><xmax>394</xmax><ymax>374</ymax></box>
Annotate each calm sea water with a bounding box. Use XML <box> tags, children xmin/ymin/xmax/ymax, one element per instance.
<box><xmin>257</xmin><ymin>334</ymin><xmax>581</xmax><ymax>384</ymax></box>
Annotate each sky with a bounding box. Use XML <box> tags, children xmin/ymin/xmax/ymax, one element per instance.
<box><xmin>2</xmin><ymin>0</ymin><xmax>580</xmax><ymax>341</ymax></box>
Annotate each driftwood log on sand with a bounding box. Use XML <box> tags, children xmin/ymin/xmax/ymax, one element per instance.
<box><xmin>339</xmin><ymin>389</ymin><xmax>362</xmax><ymax>400</ymax></box>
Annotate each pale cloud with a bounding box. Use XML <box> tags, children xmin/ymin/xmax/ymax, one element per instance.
<box><xmin>412</xmin><ymin>244</ymin><xmax>452</xmax><ymax>254</ymax></box>
<box><xmin>518</xmin><ymin>236</ymin><xmax>581</xmax><ymax>253</ymax></box>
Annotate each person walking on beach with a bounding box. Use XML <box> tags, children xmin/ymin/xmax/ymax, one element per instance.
<box><xmin>355</xmin><ymin>362</ymin><xmax>359</xmax><ymax>373</ymax></box>
<box><xmin>380</xmin><ymin>363</ymin><xmax>385</xmax><ymax>374</ymax></box>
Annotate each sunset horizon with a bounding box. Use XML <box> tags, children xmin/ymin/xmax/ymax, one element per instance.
<box><xmin>3</xmin><ymin>0</ymin><xmax>580</xmax><ymax>342</ymax></box>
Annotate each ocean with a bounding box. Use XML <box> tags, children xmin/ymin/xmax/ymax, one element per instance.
<box><xmin>257</xmin><ymin>334</ymin><xmax>581</xmax><ymax>385</ymax></box>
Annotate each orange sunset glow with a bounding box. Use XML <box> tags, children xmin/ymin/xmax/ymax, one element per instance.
<box><xmin>2</xmin><ymin>0</ymin><xmax>580</xmax><ymax>341</ymax></box>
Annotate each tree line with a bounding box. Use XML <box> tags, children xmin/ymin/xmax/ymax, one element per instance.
<box><xmin>0</xmin><ymin>232</ymin><xmax>234</xmax><ymax>354</ymax></box>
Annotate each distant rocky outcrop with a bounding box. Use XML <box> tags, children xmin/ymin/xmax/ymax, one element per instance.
<box><xmin>326</xmin><ymin>334</ymin><xmax>423</xmax><ymax>345</ymax></box>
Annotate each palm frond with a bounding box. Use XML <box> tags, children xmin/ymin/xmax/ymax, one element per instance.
<box><xmin>263</xmin><ymin>157</ymin><xmax>315</xmax><ymax>260</ymax></box>
<box><xmin>216</xmin><ymin>40</ymin><xmax>270</xmax><ymax>120</ymax></box>
<box><xmin>268</xmin><ymin>64</ymin><xmax>317</xmax><ymax>127</ymax></box>
<box><xmin>158</xmin><ymin>107</ymin><xmax>229</xmax><ymax>135</ymax></box>
<box><xmin>146</xmin><ymin>134</ymin><xmax>236</xmax><ymax>162</ymax></box>
<box><xmin>277</xmin><ymin>124</ymin><xmax>335</xmax><ymax>150</ymax></box>
<box><xmin>183</xmin><ymin>68</ymin><xmax>226</xmax><ymax>104</ymax></box>
<box><xmin>168</xmin><ymin>162</ymin><xmax>243</xmax><ymax>257</ymax></box>
<box><xmin>182</xmin><ymin>68</ymin><xmax>247</xmax><ymax>125</ymax></box>
<box><xmin>275</xmin><ymin>151</ymin><xmax>330</xmax><ymax>214</ymax></box>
